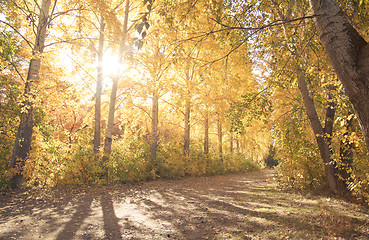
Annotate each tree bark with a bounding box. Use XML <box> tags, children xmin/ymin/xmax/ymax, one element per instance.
<box><xmin>297</xmin><ymin>73</ymin><xmax>338</xmax><ymax>193</ymax></box>
<box><xmin>150</xmin><ymin>90</ymin><xmax>159</xmax><ymax>164</ymax></box>
<box><xmin>309</xmin><ymin>0</ymin><xmax>369</xmax><ymax>152</ymax></box>
<box><xmin>94</xmin><ymin>17</ymin><xmax>105</xmax><ymax>155</ymax></box>
<box><xmin>103</xmin><ymin>0</ymin><xmax>130</xmax><ymax>160</ymax></box>
<box><xmin>10</xmin><ymin>0</ymin><xmax>52</xmax><ymax>188</ymax></box>
<box><xmin>236</xmin><ymin>138</ymin><xmax>240</xmax><ymax>153</ymax></box>
<box><xmin>217</xmin><ymin>114</ymin><xmax>223</xmax><ymax>162</ymax></box>
<box><xmin>230</xmin><ymin>132</ymin><xmax>234</xmax><ymax>153</ymax></box>
<box><xmin>204</xmin><ymin>112</ymin><xmax>209</xmax><ymax>155</ymax></box>
<box><xmin>184</xmin><ymin>96</ymin><xmax>191</xmax><ymax>156</ymax></box>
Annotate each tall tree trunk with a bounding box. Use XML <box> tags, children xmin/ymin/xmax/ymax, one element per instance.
<box><xmin>297</xmin><ymin>73</ymin><xmax>339</xmax><ymax>193</ymax></box>
<box><xmin>94</xmin><ymin>17</ymin><xmax>105</xmax><ymax>155</ymax></box>
<box><xmin>184</xmin><ymin>96</ymin><xmax>190</xmax><ymax>156</ymax></box>
<box><xmin>103</xmin><ymin>0</ymin><xmax>130</xmax><ymax>160</ymax></box>
<box><xmin>150</xmin><ymin>90</ymin><xmax>159</xmax><ymax>164</ymax></box>
<box><xmin>204</xmin><ymin>112</ymin><xmax>209</xmax><ymax>155</ymax></box>
<box><xmin>236</xmin><ymin>139</ymin><xmax>240</xmax><ymax>153</ymax></box>
<box><xmin>10</xmin><ymin>0</ymin><xmax>52</xmax><ymax>188</ymax></box>
<box><xmin>217</xmin><ymin>114</ymin><xmax>223</xmax><ymax>162</ymax></box>
<box><xmin>310</xmin><ymin>0</ymin><xmax>369</xmax><ymax>152</ymax></box>
<box><xmin>230</xmin><ymin>132</ymin><xmax>234</xmax><ymax>153</ymax></box>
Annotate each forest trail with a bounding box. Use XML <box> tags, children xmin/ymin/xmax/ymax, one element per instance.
<box><xmin>0</xmin><ymin>169</ymin><xmax>368</xmax><ymax>240</ymax></box>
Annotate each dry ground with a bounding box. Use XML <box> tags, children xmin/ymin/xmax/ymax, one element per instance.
<box><xmin>0</xmin><ymin>169</ymin><xmax>368</xmax><ymax>240</ymax></box>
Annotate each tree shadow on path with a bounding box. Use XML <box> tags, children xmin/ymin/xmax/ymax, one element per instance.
<box><xmin>56</xmin><ymin>194</ymin><xmax>93</xmax><ymax>240</ymax></box>
<box><xmin>1</xmin><ymin>170</ymin><xmax>369</xmax><ymax>240</ymax></box>
<box><xmin>101</xmin><ymin>191</ymin><xmax>122</xmax><ymax>240</ymax></box>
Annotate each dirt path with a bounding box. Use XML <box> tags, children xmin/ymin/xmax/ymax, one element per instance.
<box><xmin>0</xmin><ymin>170</ymin><xmax>368</xmax><ymax>240</ymax></box>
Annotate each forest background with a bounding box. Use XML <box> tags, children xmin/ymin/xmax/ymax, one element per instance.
<box><xmin>0</xmin><ymin>0</ymin><xmax>369</xmax><ymax>201</ymax></box>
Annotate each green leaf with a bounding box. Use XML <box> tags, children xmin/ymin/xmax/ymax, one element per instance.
<box><xmin>135</xmin><ymin>40</ymin><xmax>144</xmax><ymax>49</ymax></box>
<box><xmin>144</xmin><ymin>22</ymin><xmax>150</xmax><ymax>30</ymax></box>
<box><xmin>137</xmin><ymin>22</ymin><xmax>144</xmax><ymax>33</ymax></box>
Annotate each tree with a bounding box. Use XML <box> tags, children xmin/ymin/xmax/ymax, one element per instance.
<box><xmin>203</xmin><ymin>110</ymin><xmax>210</xmax><ymax>155</ymax></box>
<box><xmin>10</xmin><ymin>0</ymin><xmax>53</xmax><ymax>188</ymax></box>
<box><xmin>217</xmin><ymin>112</ymin><xmax>223</xmax><ymax>162</ymax></box>
<box><xmin>182</xmin><ymin>63</ymin><xmax>194</xmax><ymax>156</ymax></box>
<box><xmin>103</xmin><ymin>0</ymin><xmax>130</xmax><ymax>161</ymax></box>
<box><xmin>94</xmin><ymin>16</ymin><xmax>105</xmax><ymax>155</ymax></box>
<box><xmin>309</xmin><ymin>0</ymin><xmax>369</xmax><ymax>152</ymax></box>
<box><xmin>0</xmin><ymin>30</ymin><xmax>22</xmax><ymax>187</ymax></box>
<box><xmin>297</xmin><ymin>72</ymin><xmax>342</xmax><ymax>193</ymax></box>
<box><xmin>270</xmin><ymin>0</ymin><xmax>344</xmax><ymax>193</ymax></box>
<box><xmin>138</xmin><ymin>30</ymin><xmax>173</xmax><ymax>165</ymax></box>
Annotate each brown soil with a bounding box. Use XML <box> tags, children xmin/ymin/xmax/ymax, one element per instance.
<box><xmin>0</xmin><ymin>169</ymin><xmax>368</xmax><ymax>240</ymax></box>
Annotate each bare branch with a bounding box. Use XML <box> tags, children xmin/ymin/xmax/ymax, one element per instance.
<box><xmin>48</xmin><ymin>0</ymin><xmax>58</xmax><ymax>25</ymax></box>
<box><xmin>0</xmin><ymin>20</ymin><xmax>34</xmax><ymax>49</ymax></box>
<box><xmin>178</xmin><ymin>15</ymin><xmax>317</xmax><ymax>45</ymax></box>
<box><xmin>8</xmin><ymin>60</ymin><xmax>26</xmax><ymax>83</ymax></box>
<box><xmin>131</xmin><ymin>102</ymin><xmax>152</xmax><ymax>119</ymax></box>
<box><xmin>44</xmin><ymin>36</ymin><xmax>97</xmax><ymax>48</ymax></box>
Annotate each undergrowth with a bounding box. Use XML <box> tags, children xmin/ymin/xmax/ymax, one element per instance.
<box><xmin>0</xmin><ymin>132</ymin><xmax>260</xmax><ymax>189</ymax></box>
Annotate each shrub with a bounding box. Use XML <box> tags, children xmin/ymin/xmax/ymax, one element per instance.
<box><xmin>108</xmin><ymin>137</ymin><xmax>151</xmax><ymax>183</ymax></box>
<box><xmin>24</xmin><ymin>129</ymin><xmax>102</xmax><ymax>187</ymax></box>
<box><xmin>156</xmin><ymin>139</ymin><xmax>186</xmax><ymax>179</ymax></box>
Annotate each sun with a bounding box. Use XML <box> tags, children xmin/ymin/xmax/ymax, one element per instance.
<box><xmin>101</xmin><ymin>50</ymin><xmax>130</xmax><ymax>77</ymax></box>
<box><xmin>101</xmin><ymin>50</ymin><xmax>120</xmax><ymax>76</ymax></box>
